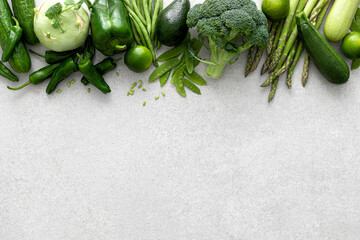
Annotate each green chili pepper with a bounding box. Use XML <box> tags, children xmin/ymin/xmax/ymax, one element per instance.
<box><xmin>0</xmin><ymin>61</ymin><xmax>18</xmax><ymax>82</ymax></box>
<box><xmin>77</xmin><ymin>54</ymin><xmax>111</xmax><ymax>94</ymax></box>
<box><xmin>29</xmin><ymin>47</ymin><xmax>83</xmax><ymax>64</ymax></box>
<box><xmin>46</xmin><ymin>58</ymin><xmax>77</xmax><ymax>94</ymax></box>
<box><xmin>1</xmin><ymin>17</ymin><xmax>23</xmax><ymax>62</ymax></box>
<box><xmin>81</xmin><ymin>57</ymin><xmax>121</xmax><ymax>86</ymax></box>
<box><xmin>91</xmin><ymin>0</ymin><xmax>134</xmax><ymax>56</ymax></box>
<box><xmin>83</xmin><ymin>35</ymin><xmax>95</xmax><ymax>60</ymax></box>
<box><xmin>7</xmin><ymin>63</ymin><xmax>61</xmax><ymax>90</ymax></box>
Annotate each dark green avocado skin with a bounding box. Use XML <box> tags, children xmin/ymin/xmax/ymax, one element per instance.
<box><xmin>156</xmin><ymin>0</ymin><xmax>190</xmax><ymax>46</ymax></box>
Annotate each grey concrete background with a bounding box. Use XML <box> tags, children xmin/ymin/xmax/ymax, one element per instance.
<box><xmin>1</xmin><ymin>0</ymin><xmax>360</xmax><ymax>239</ymax></box>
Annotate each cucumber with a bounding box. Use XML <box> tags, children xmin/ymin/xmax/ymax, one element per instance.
<box><xmin>12</xmin><ymin>0</ymin><xmax>39</xmax><ymax>45</ymax></box>
<box><xmin>296</xmin><ymin>12</ymin><xmax>349</xmax><ymax>84</ymax></box>
<box><xmin>0</xmin><ymin>0</ymin><xmax>31</xmax><ymax>73</ymax></box>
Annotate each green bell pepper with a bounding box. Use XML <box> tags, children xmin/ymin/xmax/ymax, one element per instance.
<box><xmin>91</xmin><ymin>0</ymin><xmax>134</xmax><ymax>56</ymax></box>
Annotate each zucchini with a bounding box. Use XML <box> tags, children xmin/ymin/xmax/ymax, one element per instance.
<box><xmin>0</xmin><ymin>0</ymin><xmax>31</xmax><ymax>73</ymax></box>
<box><xmin>324</xmin><ymin>0</ymin><xmax>360</xmax><ymax>42</ymax></box>
<box><xmin>12</xmin><ymin>0</ymin><xmax>38</xmax><ymax>45</ymax></box>
<box><xmin>296</xmin><ymin>12</ymin><xmax>349</xmax><ymax>84</ymax></box>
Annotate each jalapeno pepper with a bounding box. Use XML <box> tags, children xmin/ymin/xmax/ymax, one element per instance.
<box><xmin>0</xmin><ymin>61</ymin><xmax>18</xmax><ymax>82</ymax></box>
<box><xmin>81</xmin><ymin>57</ymin><xmax>122</xmax><ymax>85</ymax></box>
<box><xmin>1</xmin><ymin>18</ymin><xmax>23</xmax><ymax>62</ymax></box>
<box><xmin>29</xmin><ymin>47</ymin><xmax>83</xmax><ymax>64</ymax></box>
<box><xmin>46</xmin><ymin>58</ymin><xmax>78</xmax><ymax>94</ymax></box>
<box><xmin>91</xmin><ymin>0</ymin><xmax>134</xmax><ymax>56</ymax></box>
<box><xmin>7</xmin><ymin>63</ymin><xmax>61</xmax><ymax>90</ymax></box>
<box><xmin>77</xmin><ymin>54</ymin><xmax>111</xmax><ymax>93</ymax></box>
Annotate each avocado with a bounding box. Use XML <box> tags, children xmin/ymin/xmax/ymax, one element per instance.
<box><xmin>156</xmin><ymin>0</ymin><xmax>190</xmax><ymax>47</ymax></box>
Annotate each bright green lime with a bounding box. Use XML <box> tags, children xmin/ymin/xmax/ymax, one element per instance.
<box><xmin>124</xmin><ymin>46</ymin><xmax>153</xmax><ymax>73</ymax></box>
<box><xmin>341</xmin><ymin>32</ymin><xmax>360</xmax><ymax>60</ymax></box>
<box><xmin>262</xmin><ymin>0</ymin><xmax>290</xmax><ymax>22</ymax></box>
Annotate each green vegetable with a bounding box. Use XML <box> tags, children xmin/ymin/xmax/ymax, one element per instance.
<box><xmin>77</xmin><ymin>54</ymin><xmax>111</xmax><ymax>94</ymax></box>
<box><xmin>324</xmin><ymin>0</ymin><xmax>360</xmax><ymax>41</ymax></box>
<box><xmin>1</xmin><ymin>18</ymin><xmax>23</xmax><ymax>62</ymax></box>
<box><xmin>46</xmin><ymin>58</ymin><xmax>78</xmax><ymax>94</ymax></box>
<box><xmin>83</xmin><ymin>35</ymin><xmax>95</xmax><ymax>60</ymax></box>
<box><xmin>81</xmin><ymin>58</ymin><xmax>121</xmax><ymax>86</ymax></box>
<box><xmin>350</xmin><ymin>8</ymin><xmax>360</xmax><ymax>32</ymax></box>
<box><xmin>156</xmin><ymin>0</ymin><xmax>190</xmax><ymax>46</ymax></box>
<box><xmin>91</xmin><ymin>0</ymin><xmax>134</xmax><ymax>56</ymax></box>
<box><xmin>186</xmin><ymin>0</ymin><xmax>269</xmax><ymax>78</ymax></box>
<box><xmin>156</xmin><ymin>42</ymin><xmax>187</xmax><ymax>62</ymax></box>
<box><xmin>0</xmin><ymin>61</ymin><xmax>18</xmax><ymax>82</ymax></box>
<box><xmin>174</xmin><ymin>70</ymin><xmax>186</xmax><ymax>97</ymax></box>
<box><xmin>159</xmin><ymin>70</ymin><xmax>171</xmax><ymax>86</ymax></box>
<box><xmin>297</xmin><ymin>12</ymin><xmax>350</xmax><ymax>84</ymax></box>
<box><xmin>0</xmin><ymin>0</ymin><xmax>31</xmax><ymax>73</ymax></box>
<box><xmin>29</xmin><ymin>47</ymin><xmax>83</xmax><ymax>64</ymax></box>
<box><xmin>182</xmin><ymin>77</ymin><xmax>201</xmax><ymax>94</ymax></box>
<box><xmin>149</xmin><ymin>58</ymin><xmax>181</xmax><ymax>82</ymax></box>
<box><xmin>34</xmin><ymin>0</ymin><xmax>90</xmax><ymax>52</ymax></box>
<box><xmin>11</xmin><ymin>0</ymin><xmax>38</xmax><ymax>45</ymax></box>
<box><xmin>7</xmin><ymin>63</ymin><xmax>61</xmax><ymax>90</ymax></box>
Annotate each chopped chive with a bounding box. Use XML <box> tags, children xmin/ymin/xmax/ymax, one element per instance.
<box><xmin>127</xmin><ymin>91</ymin><xmax>130</xmax><ymax>96</ymax></box>
<box><xmin>162</xmin><ymin>90</ymin><xmax>165</xmax><ymax>96</ymax></box>
<box><xmin>67</xmin><ymin>82</ymin><xmax>71</xmax><ymax>87</ymax></box>
<box><xmin>139</xmin><ymin>80</ymin><xmax>143</xmax><ymax>85</ymax></box>
<box><xmin>142</xmin><ymin>88</ymin><xmax>147</xmax><ymax>92</ymax></box>
<box><xmin>155</xmin><ymin>95</ymin><xmax>159</xmax><ymax>100</ymax></box>
<box><xmin>116</xmin><ymin>72</ymin><xmax>119</xmax><ymax>77</ymax></box>
<box><xmin>129</xmin><ymin>92</ymin><xmax>134</xmax><ymax>95</ymax></box>
<box><xmin>143</xmin><ymin>101</ymin><xmax>146</xmax><ymax>106</ymax></box>
<box><xmin>130</xmin><ymin>89</ymin><xmax>135</xmax><ymax>93</ymax></box>
<box><xmin>87</xmin><ymin>88</ymin><xmax>90</xmax><ymax>93</ymax></box>
<box><xmin>70</xmin><ymin>79</ymin><xmax>75</xmax><ymax>84</ymax></box>
<box><xmin>57</xmin><ymin>89</ymin><xmax>62</xmax><ymax>93</ymax></box>
<box><xmin>138</xmin><ymin>85</ymin><xmax>142</xmax><ymax>89</ymax></box>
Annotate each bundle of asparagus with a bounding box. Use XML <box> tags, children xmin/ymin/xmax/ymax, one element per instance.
<box><xmin>245</xmin><ymin>0</ymin><xmax>331</xmax><ymax>102</ymax></box>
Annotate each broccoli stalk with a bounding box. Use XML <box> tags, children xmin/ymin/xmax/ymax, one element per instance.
<box><xmin>187</xmin><ymin>0</ymin><xmax>269</xmax><ymax>79</ymax></box>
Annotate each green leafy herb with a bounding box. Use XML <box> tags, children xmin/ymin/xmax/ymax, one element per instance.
<box><xmin>45</xmin><ymin>3</ymin><xmax>62</xmax><ymax>19</ymax></box>
<box><xmin>351</xmin><ymin>8</ymin><xmax>360</xmax><ymax>32</ymax></box>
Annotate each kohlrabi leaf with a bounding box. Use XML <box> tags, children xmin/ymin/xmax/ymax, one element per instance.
<box><xmin>64</xmin><ymin>0</ymin><xmax>75</xmax><ymax>5</ymax></box>
<box><xmin>351</xmin><ymin>8</ymin><xmax>360</xmax><ymax>32</ymax></box>
<box><xmin>45</xmin><ymin>3</ymin><xmax>62</xmax><ymax>19</ymax></box>
<box><xmin>351</xmin><ymin>58</ymin><xmax>360</xmax><ymax>70</ymax></box>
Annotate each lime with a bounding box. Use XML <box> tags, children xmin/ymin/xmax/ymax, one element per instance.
<box><xmin>341</xmin><ymin>32</ymin><xmax>360</xmax><ymax>60</ymax></box>
<box><xmin>124</xmin><ymin>45</ymin><xmax>153</xmax><ymax>73</ymax></box>
<box><xmin>262</xmin><ymin>0</ymin><xmax>290</xmax><ymax>22</ymax></box>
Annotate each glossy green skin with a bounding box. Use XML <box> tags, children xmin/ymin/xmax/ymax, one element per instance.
<box><xmin>44</xmin><ymin>47</ymin><xmax>83</xmax><ymax>64</ymax></box>
<box><xmin>156</xmin><ymin>0</ymin><xmax>190</xmax><ymax>46</ymax></box>
<box><xmin>81</xmin><ymin>57</ymin><xmax>117</xmax><ymax>86</ymax></box>
<box><xmin>29</xmin><ymin>63</ymin><xmax>61</xmax><ymax>85</ymax></box>
<box><xmin>0</xmin><ymin>0</ymin><xmax>31</xmax><ymax>73</ymax></box>
<box><xmin>46</xmin><ymin>58</ymin><xmax>78</xmax><ymax>94</ymax></box>
<box><xmin>0</xmin><ymin>61</ymin><xmax>18</xmax><ymax>82</ymax></box>
<box><xmin>1</xmin><ymin>25</ymin><xmax>23</xmax><ymax>62</ymax></box>
<box><xmin>83</xmin><ymin>36</ymin><xmax>95</xmax><ymax>60</ymax></box>
<box><xmin>78</xmin><ymin>58</ymin><xmax>111</xmax><ymax>93</ymax></box>
<box><xmin>297</xmin><ymin>12</ymin><xmax>349</xmax><ymax>85</ymax></box>
<box><xmin>12</xmin><ymin>0</ymin><xmax>38</xmax><ymax>45</ymax></box>
<box><xmin>91</xmin><ymin>0</ymin><xmax>134</xmax><ymax>56</ymax></box>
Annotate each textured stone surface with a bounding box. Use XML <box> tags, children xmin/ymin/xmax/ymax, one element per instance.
<box><xmin>1</xmin><ymin>0</ymin><xmax>360</xmax><ymax>239</ymax></box>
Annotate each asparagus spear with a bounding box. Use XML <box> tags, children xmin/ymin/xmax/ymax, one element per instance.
<box><xmin>268</xmin><ymin>0</ymin><xmax>306</xmax><ymax>72</ymax></box>
<box><xmin>250</xmin><ymin>48</ymin><xmax>264</xmax><ymax>73</ymax></box>
<box><xmin>261</xmin><ymin>20</ymin><xmax>284</xmax><ymax>75</ymax></box>
<box><xmin>261</xmin><ymin>0</ymin><xmax>320</xmax><ymax>87</ymax></box>
<box><xmin>245</xmin><ymin>47</ymin><xmax>256</xmax><ymax>77</ymax></box>
<box><xmin>287</xmin><ymin>42</ymin><xmax>303</xmax><ymax>88</ymax></box>
<box><xmin>267</xmin><ymin>21</ymin><xmax>278</xmax><ymax>56</ymax></box>
<box><xmin>302</xmin><ymin>0</ymin><xmax>331</xmax><ymax>87</ymax></box>
<box><xmin>268</xmin><ymin>76</ymin><xmax>280</xmax><ymax>102</ymax></box>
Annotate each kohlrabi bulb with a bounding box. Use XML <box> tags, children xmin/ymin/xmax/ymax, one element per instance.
<box><xmin>34</xmin><ymin>0</ymin><xmax>89</xmax><ymax>52</ymax></box>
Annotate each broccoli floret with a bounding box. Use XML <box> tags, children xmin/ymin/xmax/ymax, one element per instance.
<box><xmin>187</xmin><ymin>0</ymin><xmax>269</xmax><ymax>78</ymax></box>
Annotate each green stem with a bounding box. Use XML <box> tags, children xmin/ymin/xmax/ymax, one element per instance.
<box><xmin>268</xmin><ymin>76</ymin><xmax>279</xmax><ymax>102</ymax></box>
<box><xmin>143</xmin><ymin>0</ymin><xmax>151</xmax><ymax>34</ymax></box>
<box><xmin>302</xmin><ymin>52</ymin><xmax>310</xmax><ymax>87</ymax></box>
<box><xmin>250</xmin><ymin>48</ymin><xmax>264</xmax><ymax>73</ymax></box>
<box><xmin>29</xmin><ymin>49</ymin><xmax>45</xmax><ymax>58</ymax></box>
<box><xmin>7</xmin><ymin>80</ymin><xmax>31</xmax><ymax>90</ymax></box>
